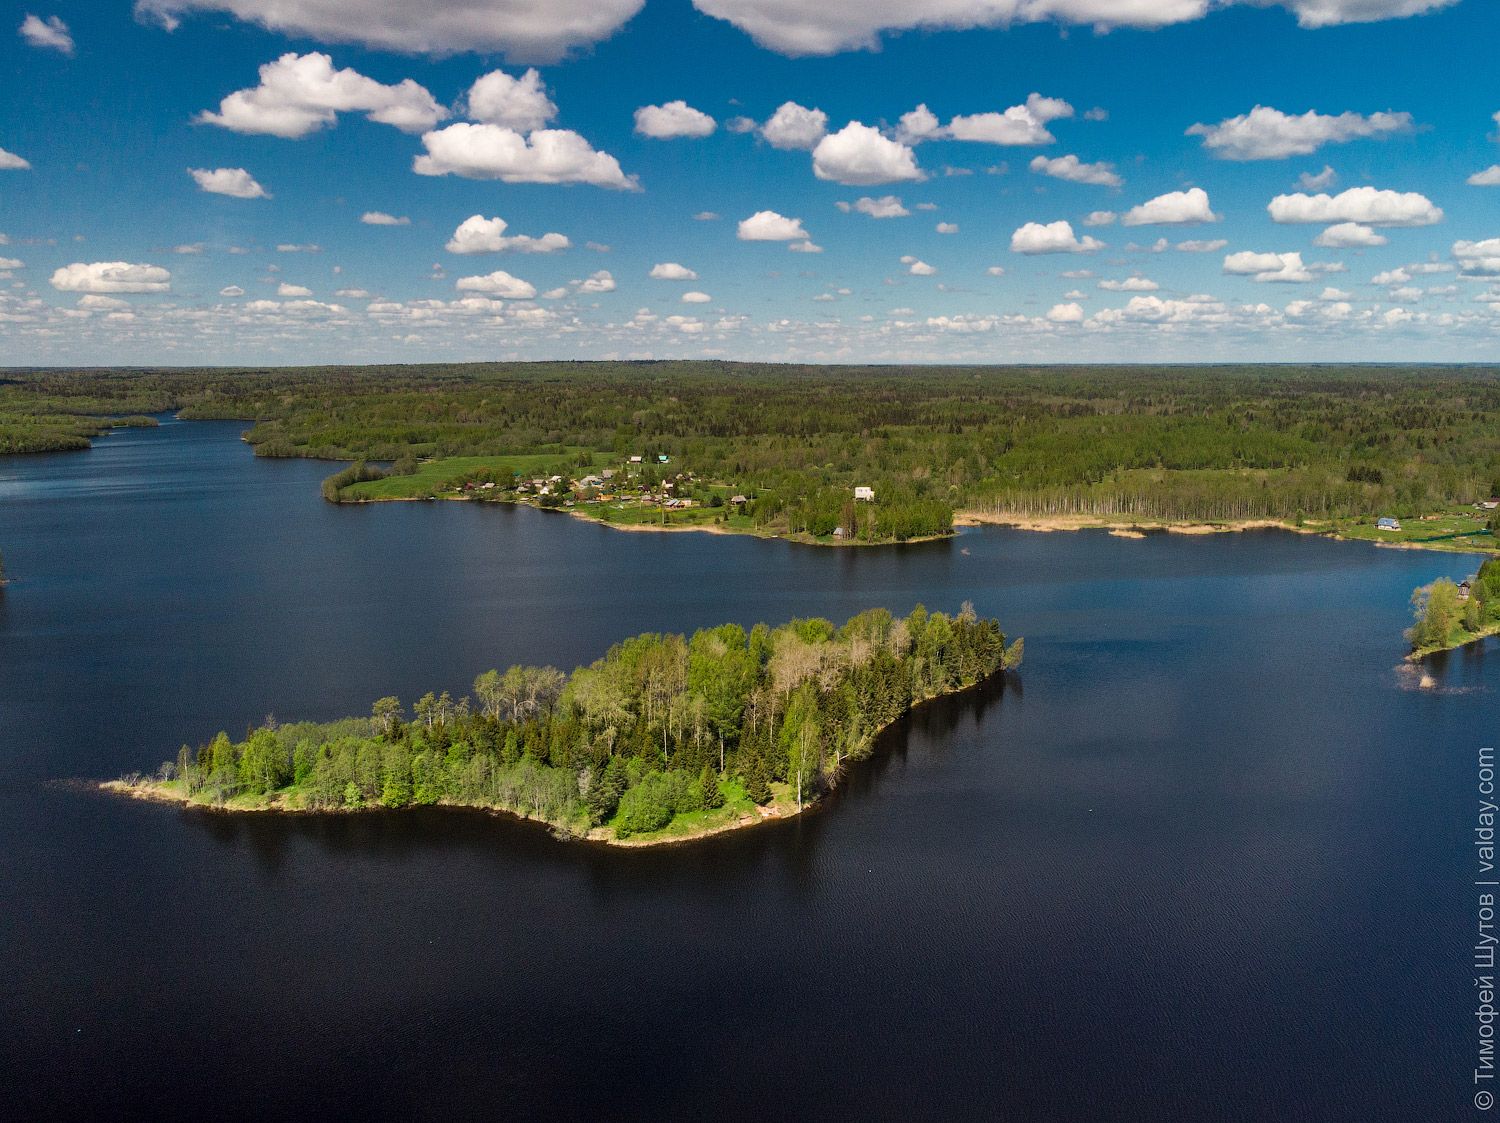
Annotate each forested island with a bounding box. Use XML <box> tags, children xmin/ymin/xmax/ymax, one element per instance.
<box><xmin>106</xmin><ymin>605</ymin><xmax>1022</xmax><ymax>845</ymax></box>
<box><xmin>1407</xmin><ymin>559</ymin><xmax>1500</xmax><ymax>659</ymax></box>
<box><xmin>7</xmin><ymin>362</ymin><xmax>1500</xmax><ymax>549</ymax></box>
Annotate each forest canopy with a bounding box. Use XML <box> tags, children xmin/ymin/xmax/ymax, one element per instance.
<box><xmin>8</xmin><ymin>362</ymin><xmax>1500</xmax><ymax>532</ymax></box>
<box><xmin>123</xmin><ymin>605</ymin><xmax>1021</xmax><ymax>843</ymax></box>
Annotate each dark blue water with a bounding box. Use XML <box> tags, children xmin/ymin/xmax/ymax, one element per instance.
<box><xmin>0</xmin><ymin>418</ymin><xmax>1491</xmax><ymax>1121</ymax></box>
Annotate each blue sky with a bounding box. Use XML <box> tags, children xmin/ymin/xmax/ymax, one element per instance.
<box><xmin>1</xmin><ymin>0</ymin><xmax>1498</xmax><ymax>364</ymax></box>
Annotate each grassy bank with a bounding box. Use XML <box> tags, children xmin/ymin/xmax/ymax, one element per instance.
<box><xmin>337</xmin><ymin>451</ymin><xmax>600</xmax><ymax>501</ymax></box>
<box><xmin>1408</xmin><ymin>621</ymin><xmax>1500</xmax><ymax>661</ymax></box>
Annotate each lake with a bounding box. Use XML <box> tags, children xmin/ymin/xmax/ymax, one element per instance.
<box><xmin>0</xmin><ymin>417</ymin><xmax>1490</xmax><ymax>1120</ymax></box>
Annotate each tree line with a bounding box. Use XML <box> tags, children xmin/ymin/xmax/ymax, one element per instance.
<box><xmin>9</xmin><ymin>362</ymin><xmax>1500</xmax><ymax>527</ymax></box>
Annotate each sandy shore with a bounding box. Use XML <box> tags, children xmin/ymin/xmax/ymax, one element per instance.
<box><xmin>954</xmin><ymin>510</ymin><xmax>1304</xmax><ymax>536</ymax></box>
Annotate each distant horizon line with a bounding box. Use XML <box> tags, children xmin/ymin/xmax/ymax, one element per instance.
<box><xmin>6</xmin><ymin>359</ymin><xmax>1500</xmax><ymax>373</ymax></box>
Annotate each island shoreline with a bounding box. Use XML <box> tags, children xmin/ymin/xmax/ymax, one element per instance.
<box><xmin>99</xmin><ymin>669</ymin><xmax>1007</xmax><ymax>848</ymax></box>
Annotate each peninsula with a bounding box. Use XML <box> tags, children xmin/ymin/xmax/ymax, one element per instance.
<box><xmin>1406</xmin><ymin>559</ymin><xmax>1500</xmax><ymax>659</ymax></box>
<box><xmin>106</xmin><ymin>606</ymin><xmax>1022</xmax><ymax>846</ymax></box>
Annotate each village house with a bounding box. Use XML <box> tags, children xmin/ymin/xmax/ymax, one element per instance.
<box><xmin>1376</xmin><ymin>517</ymin><xmax>1401</xmax><ymax>532</ymax></box>
<box><xmin>854</xmin><ymin>486</ymin><xmax>875</xmax><ymax>502</ymax></box>
<box><xmin>1459</xmin><ymin>579</ymin><xmax>1473</xmax><ymax>603</ymax></box>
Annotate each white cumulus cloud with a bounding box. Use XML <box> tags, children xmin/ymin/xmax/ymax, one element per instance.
<box><xmin>1029</xmin><ymin>153</ymin><xmax>1121</xmax><ymax>186</ymax></box>
<box><xmin>737</xmin><ymin>210</ymin><xmax>809</xmax><ymax>240</ymax></box>
<box><xmin>650</xmin><ymin>262</ymin><xmax>698</xmax><ymax>280</ymax></box>
<box><xmin>189</xmin><ymin>167</ymin><xmax>270</xmax><ymax>198</ymax></box>
<box><xmin>361</xmin><ymin>212</ymin><xmax>409</xmax><ymax>226</ymax></box>
<box><xmin>1046</xmin><ymin>302</ymin><xmax>1085</xmax><ymax>324</ymax></box>
<box><xmin>634</xmin><ymin>100</ymin><xmax>715</xmax><ymax>139</ymax></box>
<box><xmin>454</xmin><ymin>269</ymin><xmax>538</xmax><ymax>298</ymax></box>
<box><xmin>1099</xmin><ymin>277</ymin><xmax>1159</xmax><ymax>291</ymax></box>
<box><xmin>414</xmin><ymin>123</ymin><xmax>637</xmax><ymax>189</ymax></box>
<box><xmin>197</xmin><ymin>52</ymin><xmax>445</xmax><ymax>138</ymax></box>
<box><xmin>1314</xmin><ymin>222</ymin><xmax>1387</xmax><ymax>247</ymax></box>
<box><xmin>1010</xmin><ymin>220</ymin><xmax>1104</xmax><ymax>255</ymax></box>
<box><xmin>1223</xmin><ymin>250</ymin><xmax>1314</xmax><ymax>282</ymax></box>
<box><xmin>136</xmin><ymin>0</ymin><xmax>646</xmax><ymax>63</ymax></box>
<box><xmin>837</xmin><ymin>195</ymin><xmax>909</xmax><ymax>218</ymax></box>
<box><xmin>1454</xmin><ymin>239</ymin><xmax>1500</xmax><ymax>278</ymax></box>
<box><xmin>0</xmin><ymin>146</ymin><xmax>32</xmax><ymax>170</ymax></box>
<box><xmin>575</xmin><ymin>269</ymin><xmax>616</xmax><ymax>293</ymax></box>
<box><xmin>464</xmin><ymin>68</ymin><xmax>556</xmax><ymax>131</ymax></box>
<box><xmin>278</xmin><ymin>282</ymin><xmax>312</xmax><ymax>296</ymax></box>
<box><xmin>681</xmin><ymin>291</ymin><xmax>712</xmax><ymax>302</ymax></box>
<box><xmin>812</xmin><ymin>122</ymin><xmax>923</xmax><ymax>185</ymax></box>
<box><xmin>686</xmin><ymin>0</ymin><xmax>1458</xmax><ymax>57</ymax></box>
<box><xmin>760</xmin><ymin>101</ymin><xmax>828</xmax><ymax>150</ymax></box>
<box><xmin>1468</xmin><ymin>167</ymin><xmax>1500</xmax><ymax>187</ymax></box>
<box><xmin>445</xmin><ymin>214</ymin><xmax>570</xmax><ymax>254</ymax></box>
<box><xmin>942</xmin><ymin>94</ymin><xmax>1073</xmax><ymax>146</ymax></box>
<box><xmin>1121</xmin><ymin>188</ymin><xmax>1219</xmax><ymax>226</ymax></box>
<box><xmin>1186</xmin><ymin>106</ymin><xmax>1413</xmax><ymax>160</ymax></box>
<box><xmin>1267</xmin><ymin>186</ymin><xmax>1442</xmax><ymax>226</ymax></box>
<box><xmin>76</xmin><ymin>295</ymin><xmax>131</xmax><ymax>310</ymax></box>
<box><xmin>51</xmin><ymin>261</ymin><xmax>172</xmax><ymax>293</ymax></box>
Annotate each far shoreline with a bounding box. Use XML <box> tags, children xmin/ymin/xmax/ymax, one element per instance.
<box><xmin>955</xmin><ymin>510</ymin><xmax>1499</xmax><ymax>557</ymax></box>
<box><xmin>337</xmin><ymin>490</ymin><xmax>957</xmax><ymax>548</ymax></box>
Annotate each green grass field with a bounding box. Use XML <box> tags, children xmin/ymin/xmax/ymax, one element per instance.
<box><xmin>342</xmin><ymin>450</ymin><xmax>601</xmax><ymax>500</ymax></box>
<box><xmin>1333</xmin><ymin>509</ymin><xmax>1497</xmax><ymax>550</ymax></box>
<box><xmin>580</xmin><ymin>501</ymin><xmax>753</xmax><ymax>531</ymax></box>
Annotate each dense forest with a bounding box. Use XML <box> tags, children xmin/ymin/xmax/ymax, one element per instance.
<box><xmin>1408</xmin><ymin>559</ymin><xmax>1500</xmax><ymax>657</ymax></box>
<box><xmin>7</xmin><ymin>362</ymin><xmax>1500</xmax><ymax>534</ymax></box>
<box><xmin>120</xmin><ymin>605</ymin><xmax>1021</xmax><ymax>842</ymax></box>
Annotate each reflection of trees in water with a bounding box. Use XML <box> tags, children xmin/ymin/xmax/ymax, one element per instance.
<box><xmin>832</xmin><ymin>670</ymin><xmax>1012</xmax><ymax>809</ymax></box>
<box><xmin>1419</xmin><ymin>637</ymin><xmax>1494</xmax><ymax>694</ymax></box>
<box><xmin>181</xmin><ymin>672</ymin><xmax>1016</xmax><ymax>892</ymax></box>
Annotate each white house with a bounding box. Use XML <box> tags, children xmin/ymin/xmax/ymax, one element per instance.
<box><xmin>854</xmin><ymin>486</ymin><xmax>875</xmax><ymax>502</ymax></box>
